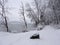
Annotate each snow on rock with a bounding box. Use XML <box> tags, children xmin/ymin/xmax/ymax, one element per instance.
<box><xmin>30</xmin><ymin>33</ymin><xmax>40</xmax><ymax>39</ymax></box>
<box><xmin>0</xmin><ymin>26</ymin><xmax>60</xmax><ymax>45</ymax></box>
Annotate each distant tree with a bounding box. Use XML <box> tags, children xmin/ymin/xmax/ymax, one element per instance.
<box><xmin>48</xmin><ymin>0</ymin><xmax>60</xmax><ymax>24</ymax></box>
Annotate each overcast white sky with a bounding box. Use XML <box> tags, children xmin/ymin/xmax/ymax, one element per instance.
<box><xmin>6</xmin><ymin>0</ymin><xmax>49</xmax><ymax>22</ymax></box>
<box><xmin>6</xmin><ymin>0</ymin><xmax>32</xmax><ymax>22</ymax></box>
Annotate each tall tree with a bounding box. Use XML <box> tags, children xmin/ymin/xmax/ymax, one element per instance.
<box><xmin>25</xmin><ymin>3</ymin><xmax>39</xmax><ymax>26</ymax></box>
<box><xmin>26</xmin><ymin>0</ymin><xmax>46</xmax><ymax>26</ymax></box>
<box><xmin>0</xmin><ymin>0</ymin><xmax>9</xmax><ymax>32</ymax></box>
<box><xmin>19</xmin><ymin>2</ymin><xmax>27</xmax><ymax>31</ymax></box>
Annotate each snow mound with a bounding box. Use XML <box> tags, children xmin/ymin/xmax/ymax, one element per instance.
<box><xmin>0</xmin><ymin>26</ymin><xmax>60</xmax><ymax>45</ymax></box>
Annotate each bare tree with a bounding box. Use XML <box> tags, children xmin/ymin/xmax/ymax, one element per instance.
<box><xmin>26</xmin><ymin>0</ymin><xmax>46</xmax><ymax>26</ymax></box>
<box><xmin>19</xmin><ymin>2</ymin><xmax>27</xmax><ymax>31</ymax></box>
<box><xmin>0</xmin><ymin>0</ymin><xmax>9</xmax><ymax>32</ymax></box>
<box><xmin>25</xmin><ymin>3</ymin><xmax>39</xmax><ymax>26</ymax></box>
<box><xmin>34</xmin><ymin>0</ymin><xmax>41</xmax><ymax>20</ymax></box>
<box><xmin>48</xmin><ymin>0</ymin><xmax>60</xmax><ymax>24</ymax></box>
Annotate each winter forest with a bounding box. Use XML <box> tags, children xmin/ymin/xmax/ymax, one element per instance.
<box><xmin>0</xmin><ymin>0</ymin><xmax>60</xmax><ymax>45</ymax></box>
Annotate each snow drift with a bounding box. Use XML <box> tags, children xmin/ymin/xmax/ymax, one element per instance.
<box><xmin>0</xmin><ymin>26</ymin><xmax>60</xmax><ymax>45</ymax></box>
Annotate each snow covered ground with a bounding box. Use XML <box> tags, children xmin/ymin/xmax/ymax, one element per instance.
<box><xmin>0</xmin><ymin>26</ymin><xmax>60</xmax><ymax>45</ymax></box>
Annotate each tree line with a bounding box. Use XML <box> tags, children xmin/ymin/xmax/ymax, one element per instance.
<box><xmin>0</xmin><ymin>0</ymin><xmax>60</xmax><ymax>32</ymax></box>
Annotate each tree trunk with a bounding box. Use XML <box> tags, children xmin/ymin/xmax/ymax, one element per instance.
<box><xmin>4</xmin><ymin>17</ymin><xmax>9</xmax><ymax>32</ymax></box>
<box><xmin>23</xmin><ymin>14</ymin><xmax>27</xmax><ymax>29</ymax></box>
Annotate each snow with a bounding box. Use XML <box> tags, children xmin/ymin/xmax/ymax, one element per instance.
<box><xmin>0</xmin><ymin>26</ymin><xmax>60</xmax><ymax>45</ymax></box>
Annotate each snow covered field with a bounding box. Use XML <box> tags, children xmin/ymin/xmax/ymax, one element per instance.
<box><xmin>0</xmin><ymin>26</ymin><xmax>60</xmax><ymax>45</ymax></box>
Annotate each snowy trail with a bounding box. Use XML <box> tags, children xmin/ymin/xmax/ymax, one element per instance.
<box><xmin>0</xmin><ymin>26</ymin><xmax>60</xmax><ymax>45</ymax></box>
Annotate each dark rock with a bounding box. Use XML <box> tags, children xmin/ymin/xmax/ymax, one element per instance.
<box><xmin>22</xmin><ymin>30</ymin><xmax>28</xmax><ymax>32</ymax></box>
<box><xmin>40</xmin><ymin>28</ymin><xmax>43</xmax><ymax>30</ymax></box>
<box><xmin>30</xmin><ymin>34</ymin><xmax>40</xmax><ymax>39</ymax></box>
